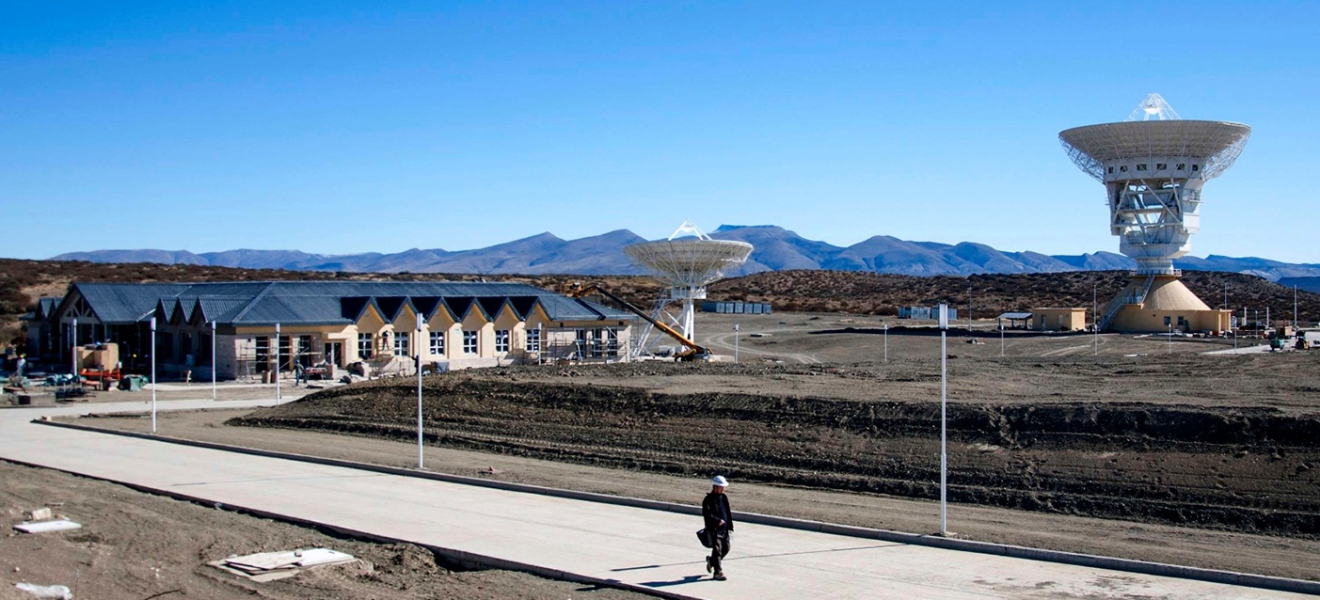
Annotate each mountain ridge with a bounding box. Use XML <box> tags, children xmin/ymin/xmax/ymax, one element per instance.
<box><xmin>49</xmin><ymin>224</ymin><xmax>1320</xmax><ymax>282</ymax></box>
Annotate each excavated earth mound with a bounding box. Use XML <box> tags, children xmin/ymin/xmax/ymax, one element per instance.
<box><xmin>231</xmin><ymin>359</ymin><xmax>1320</xmax><ymax>538</ymax></box>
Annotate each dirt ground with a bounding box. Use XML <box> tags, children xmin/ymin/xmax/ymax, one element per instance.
<box><xmin>0</xmin><ymin>460</ymin><xmax>652</xmax><ymax>600</ymax></box>
<box><xmin>21</xmin><ymin>312</ymin><xmax>1320</xmax><ymax>592</ymax></box>
<box><xmin>70</xmin><ymin>407</ymin><xmax>1320</xmax><ymax>583</ymax></box>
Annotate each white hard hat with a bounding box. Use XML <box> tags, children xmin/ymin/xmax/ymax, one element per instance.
<box><xmin>712</xmin><ymin>475</ymin><xmax>729</xmax><ymax>487</ymax></box>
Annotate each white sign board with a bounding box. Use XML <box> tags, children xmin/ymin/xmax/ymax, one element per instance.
<box><xmin>938</xmin><ymin>303</ymin><xmax>948</xmax><ymax>330</ymax></box>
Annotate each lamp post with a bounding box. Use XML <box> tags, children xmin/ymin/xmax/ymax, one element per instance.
<box><xmin>417</xmin><ymin>316</ymin><xmax>425</xmax><ymax>469</ymax></box>
<box><xmin>1000</xmin><ymin>322</ymin><xmax>1004</xmax><ymax>358</ymax></box>
<box><xmin>211</xmin><ymin>321</ymin><xmax>217</xmax><ymax>401</ymax></box>
<box><xmin>883</xmin><ymin>322</ymin><xmax>889</xmax><ymax>363</ymax></box>
<box><xmin>1093</xmin><ymin>283</ymin><xmax>1098</xmax><ymax>356</ymax></box>
<box><xmin>70</xmin><ymin>317</ymin><xmax>78</xmax><ymax>382</ymax></box>
<box><xmin>938</xmin><ymin>303</ymin><xmax>950</xmax><ymax>537</ymax></box>
<box><xmin>274</xmin><ymin>323</ymin><xmax>281</xmax><ymax>402</ymax></box>
<box><xmin>150</xmin><ymin>317</ymin><xmax>157</xmax><ymax>434</ymax></box>
<box><xmin>1168</xmin><ymin>322</ymin><xmax>1173</xmax><ymax>354</ymax></box>
<box><xmin>733</xmin><ymin>323</ymin><xmax>739</xmax><ymax>363</ymax></box>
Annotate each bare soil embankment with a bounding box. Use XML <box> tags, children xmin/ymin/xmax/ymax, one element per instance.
<box><xmin>229</xmin><ymin>357</ymin><xmax>1320</xmax><ymax>540</ymax></box>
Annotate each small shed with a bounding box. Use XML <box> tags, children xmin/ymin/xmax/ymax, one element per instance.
<box><xmin>1032</xmin><ymin>307</ymin><xmax>1088</xmax><ymax>332</ymax></box>
<box><xmin>996</xmin><ymin>312</ymin><xmax>1032</xmax><ymax>330</ymax></box>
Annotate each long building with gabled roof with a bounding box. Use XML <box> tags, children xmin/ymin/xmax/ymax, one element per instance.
<box><xmin>32</xmin><ymin>281</ymin><xmax>636</xmax><ymax>379</ymax></box>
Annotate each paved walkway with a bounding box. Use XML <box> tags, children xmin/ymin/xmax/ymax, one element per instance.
<box><xmin>0</xmin><ymin>400</ymin><xmax>1310</xmax><ymax>599</ymax></box>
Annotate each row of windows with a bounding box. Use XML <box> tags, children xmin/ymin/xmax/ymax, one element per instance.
<box><xmin>355</xmin><ymin>329</ymin><xmax>519</xmax><ymax>359</ymax></box>
<box><xmin>1109</xmin><ymin>163</ymin><xmax>1199</xmax><ymax>174</ymax></box>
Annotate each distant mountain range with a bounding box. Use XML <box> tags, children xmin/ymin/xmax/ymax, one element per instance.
<box><xmin>50</xmin><ymin>225</ymin><xmax>1320</xmax><ymax>284</ymax></box>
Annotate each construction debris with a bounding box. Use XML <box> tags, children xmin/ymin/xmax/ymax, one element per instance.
<box><xmin>209</xmin><ymin>548</ymin><xmax>357</xmax><ymax>582</ymax></box>
<box><xmin>13</xmin><ymin>519</ymin><xmax>81</xmax><ymax>534</ymax></box>
<box><xmin>13</xmin><ymin>582</ymin><xmax>72</xmax><ymax>600</ymax></box>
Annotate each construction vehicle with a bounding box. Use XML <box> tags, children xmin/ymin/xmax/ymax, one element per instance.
<box><xmin>566</xmin><ymin>283</ymin><xmax>712</xmax><ymax>361</ymax></box>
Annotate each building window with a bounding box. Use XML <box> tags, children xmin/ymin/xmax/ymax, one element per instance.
<box><xmin>1136</xmin><ymin>164</ymin><xmax>1147</xmax><ymax>171</ymax></box>
<box><xmin>463</xmin><ymin>330</ymin><xmax>478</xmax><ymax>354</ymax></box>
<box><xmin>576</xmin><ymin>329</ymin><xmax>588</xmax><ymax>357</ymax></box>
<box><xmin>358</xmin><ymin>333</ymin><xmax>373</xmax><ymax>359</ymax></box>
<box><xmin>394</xmin><ymin>332</ymin><xmax>410</xmax><ymax>357</ymax></box>
<box><xmin>1107</xmin><ymin>167</ymin><xmax>1113</xmax><ymax>174</ymax></box>
<box><xmin>1192</xmin><ymin>164</ymin><xmax>1199</xmax><ymax>171</ymax></box>
<box><xmin>526</xmin><ymin>328</ymin><xmax>541</xmax><ymax>352</ymax></box>
<box><xmin>255</xmin><ymin>336</ymin><xmax>270</xmax><ymax>368</ymax></box>
<box><xmin>1156</xmin><ymin>163</ymin><xmax>1167</xmax><ymax>170</ymax></box>
<box><xmin>298</xmin><ymin>335</ymin><xmax>312</xmax><ymax>366</ymax></box>
<box><xmin>430</xmin><ymin>331</ymin><xmax>445</xmax><ymax>355</ymax></box>
<box><xmin>1119</xmin><ymin>165</ymin><xmax>1128</xmax><ymax>172</ymax></box>
<box><xmin>591</xmin><ymin>328</ymin><xmax>604</xmax><ymax>358</ymax></box>
<box><xmin>1176</xmin><ymin>163</ymin><xmax>1186</xmax><ymax>170</ymax></box>
<box><xmin>279</xmin><ymin>336</ymin><xmax>292</xmax><ymax>371</ymax></box>
<box><xmin>495</xmin><ymin>330</ymin><xmax>510</xmax><ymax>353</ymax></box>
<box><xmin>1177</xmin><ymin>316</ymin><xmax>1186</xmax><ymax>326</ymax></box>
<box><xmin>606</xmin><ymin>328</ymin><xmax>619</xmax><ymax>357</ymax></box>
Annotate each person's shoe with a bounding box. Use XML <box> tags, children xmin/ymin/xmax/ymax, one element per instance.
<box><xmin>705</xmin><ymin>557</ymin><xmax>713</xmax><ymax>573</ymax></box>
<box><xmin>713</xmin><ymin>572</ymin><xmax>726</xmax><ymax>581</ymax></box>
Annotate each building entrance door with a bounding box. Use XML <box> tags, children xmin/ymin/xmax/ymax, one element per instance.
<box><xmin>324</xmin><ymin>342</ymin><xmax>344</xmax><ymax>367</ymax></box>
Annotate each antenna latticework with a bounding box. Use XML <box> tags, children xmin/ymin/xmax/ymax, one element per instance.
<box><xmin>1059</xmin><ymin>120</ymin><xmax>1251</xmax><ymax>182</ymax></box>
<box><xmin>624</xmin><ymin>220</ymin><xmax>753</xmax><ymax>288</ymax></box>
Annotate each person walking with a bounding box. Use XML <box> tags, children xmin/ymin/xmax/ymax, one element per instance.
<box><xmin>702</xmin><ymin>475</ymin><xmax>734</xmax><ymax>581</ymax></box>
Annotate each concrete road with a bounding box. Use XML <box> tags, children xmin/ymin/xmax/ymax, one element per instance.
<box><xmin>0</xmin><ymin>399</ymin><xmax>1310</xmax><ymax>600</ymax></box>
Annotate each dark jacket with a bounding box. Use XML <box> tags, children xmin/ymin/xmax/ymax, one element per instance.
<box><xmin>702</xmin><ymin>491</ymin><xmax>733</xmax><ymax>534</ymax></box>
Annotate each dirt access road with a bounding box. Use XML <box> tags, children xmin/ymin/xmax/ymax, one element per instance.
<box><xmin>691</xmin><ymin>311</ymin><xmax>1257</xmax><ymax>365</ymax></box>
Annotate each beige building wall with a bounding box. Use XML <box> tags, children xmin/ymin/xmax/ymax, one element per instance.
<box><xmin>1109</xmin><ymin>308</ymin><xmax>1231</xmax><ymax>333</ymax></box>
<box><xmin>1032</xmin><ymin>308</ymin><xmax>1088</xmax><ymax>332</ymax></box>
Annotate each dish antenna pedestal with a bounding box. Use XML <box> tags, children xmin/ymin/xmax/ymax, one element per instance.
<box><xmin>1059</xmin><ymin>94</ymin><xmax>1250</xmax><ymax>333</ymax></box>
<box><xmin>624</xmin><ymin>221</ymin><xmax>753</xmax><ymax>358</ymax></box>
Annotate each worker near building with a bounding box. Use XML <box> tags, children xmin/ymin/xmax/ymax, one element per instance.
<box><xmin>701</xmin><ymin>475</ymin><xmax>734</xmax><ymax>581</ymax></box>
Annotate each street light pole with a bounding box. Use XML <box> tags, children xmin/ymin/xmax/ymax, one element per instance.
<box><xmin>883</xmin><ymin>322</ymin><xmax>888</xmax><ymax>363</ymax></box>
<box><xmin>274</xmin><ymin>323</ymin><xmax>281</xmax><ymax>402</ymax></box>
<box><xmin>938</xmin><ymin>303</ymin><xmax>950</xmax><ymax>537</ymax></box>
<box><xmin>211</xmin><ymin>320</ymin><xmax>217</xmax><ymax>401</ymax></box>
<box><xmin>417</xmin><ymin>316</ymin><xmax>424</xmax><ymax>469</ymax></box>
<box><xmin>71</xmin><ymin>317</ymin><xmax>78</xmax><ymax>382</ymax></box>
<box><xmin>1000</xmin><ymin>322</ymin><xmax>1004</xmax><ymax>358</ymax></box>
<box><xmin>150</xmin><ymin>317</ymin><xmax>157</xmax><ymax>434</ymax></box>
<box><xmin>1093</xmin><ymin>283</ymin><xmax>1098</xmax><ymax>356</ymax></box>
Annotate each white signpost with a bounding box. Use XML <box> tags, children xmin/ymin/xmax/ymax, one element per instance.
<box><xmin>150</xmin><ymin>317</ymin><xmax>157</xmax><ymax>434</ymax></box>
<box><xmin>883</xmin><ymin>322</ymin><xmax>888</xmax><ymax>362</ymax></box>
<box><xmin>938</xmin><ymin>303</ymin><xmax>949</xmax><ymax>536</ymax></box>
<box><xmin>734</xmin><ymin>323</ymin><xmax>740</xmax><ymax>363</ymax></box>
<box><xmin>417</xmin><ymin>317</ymin><xmax>425</xmax><ymax>469</ymax></box>
<box><xmin>211</xmin><ymin>320</ymin><xmax>217</xmax><ymax>401</ymax></box>
<box><xmin>274</xmin><ymin>323</ymin><xmax>281</xmax><ymax>402</ymax></box>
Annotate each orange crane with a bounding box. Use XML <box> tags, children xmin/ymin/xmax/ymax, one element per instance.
<box><xmin>566</xmin><ymin>283</ymin><xmax>712</xmax><ymax>361</ymax></box>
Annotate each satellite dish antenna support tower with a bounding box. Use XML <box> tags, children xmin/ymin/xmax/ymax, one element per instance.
<box><xmin>624</xmin><ymin>220</ymin><xmax>753</xmax><ymax>358</ymax></box>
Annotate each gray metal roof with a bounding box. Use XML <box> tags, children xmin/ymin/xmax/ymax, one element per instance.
<box><xmin>997</xmin><ymin>312</ymin><xmax>1033</xmax><ymax>320</ymax></box>
<box><xmin>54</xmin><ymin>281</ymin><xmax>635</xmax><ymax>327</ymax></box>
<box><xmin>68</xmin><ymin>283</ymin><xmax>193</xmax><ymax>324</ymax></box>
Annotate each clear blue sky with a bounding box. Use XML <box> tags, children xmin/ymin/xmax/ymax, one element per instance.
<box><xmin>3</xmin><ymin>1</ymin><xmax>1317</xmax><ymax>262</ymax></box>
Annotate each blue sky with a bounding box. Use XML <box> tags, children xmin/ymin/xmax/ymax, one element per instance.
<box><xmin>3</xmin><ymin>1</ymin><xmax>1317</xmax><ymax>262</ymax></box>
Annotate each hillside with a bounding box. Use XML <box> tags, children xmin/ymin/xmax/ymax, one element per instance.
<box><xmin>48</xmin><ymin>224</ymin><xmax>1320</xmax><ymax>281</ymax></box>
<box><xmin>5</xmin><ymin>260</ymin><xmax>1318</xmax><ymax>348</ymax></box>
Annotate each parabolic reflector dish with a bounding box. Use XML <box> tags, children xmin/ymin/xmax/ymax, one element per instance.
<box><xmin>625</xmin><ymin>222</ymin><xmax>753</xmax><ymax>288</ymax></box>
<box><xmin>1059</xmin><ymin>120</ymin><xmax>1251</xmax><ymax>181</ymax></box>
